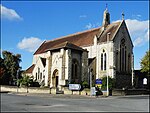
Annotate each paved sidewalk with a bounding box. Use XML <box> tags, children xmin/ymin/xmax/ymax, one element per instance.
<box><xmin>8</xmin><ymin>92</ymin><xmax>107</xmax><ymax>99</ymax></box>
<box><xmin>5</xmin><ymin>91</ymin><xmax>149</xmax><ymax>100</ymax></box>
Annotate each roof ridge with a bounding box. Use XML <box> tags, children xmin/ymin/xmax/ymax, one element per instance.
<box><xmin>45</xmin><ymin>27</ymin><xmax>101</xmax><ymax>43</ymax></box>
<box><xmin>45</xmin><ymin>22</ymin><xmax>120</xmax><ymax>43</ymax></box>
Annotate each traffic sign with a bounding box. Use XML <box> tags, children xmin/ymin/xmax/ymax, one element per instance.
<box><xmin>95</xmin><ymin>79</ymin><xmax>102</xmax><ymax>84</ymax></box>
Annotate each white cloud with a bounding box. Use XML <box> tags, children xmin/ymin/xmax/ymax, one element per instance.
<box><xmin>85</xmin><ymin>22</ymin><xmax>100</xmax><ymax>29</ymax></box>
<box><xmin>79</xmin><ymin>15</ymin><xmax>87</xmax><ymax>18</ymax></box>
<box><xmin>125</xmin><ymin>19</ymin><xmax>149</xmax><ymax>47</ymax></box>
<box><xmin>133</xmin><ymin>37</ymin><xmax>143</xmax><ymax>47</ymax></box>
<box><xmin>17</xmin><ymin>37</ymin><xmax>44</xmax><ymax>52</ymax></box>
<box><xmin>113</xmin><ymin>19</ymin><xmax>149</xmax><ymax>47</ymax></box>
<box><xmin>132</xmin><ymin>14</ymin><xmax>142</xmax><ymax>20</ymax></box>
<box><xmin>85</xmin><ymin>23</ymin><xmax>92</xmax><ymax>29</ymax></box>
<box><xmin>0</xmin><ymin>4</ymin><xmax>22</xmax><ymax>20</ymax></box>
<box><xmin>137</xmin><ymin>15</ymin><xmax>141</xmax><ymax>17</ymax></box>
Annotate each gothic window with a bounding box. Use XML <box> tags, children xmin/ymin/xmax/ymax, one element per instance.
<box><xmin>125</xmin><ymin>48</ymin><xmax>127</xmax><ymax>71</ymax></box>
<box><xmin>71</xmin><ymin>59</ymin><xmax>79</xmax><ymax>81</ymax></box>
<box><xmin>38</xmin><ymin>67</ymin><xmax>40</xmax><ymax>79</ymax></box>
<box><xmin>122</xmin><ymin>47</ymin><xmax>124</xmax><ymax>70</ymax></box>
<box><xmin>116</xmin><ymin>51</ymin><xmax>118</xmax><ymax>71</ymax></box>
<box><xmin>36</xmin><ymin>73</ymin><xmax>37</xmax><ymax>80</ymax></box>
<box><xmin>120</xmin><ymin>39</ymin><xmax>126</xmax><ymax>72</ymax></box>
<box><xmin>43</xmin><ymin>70</ymin><xmax>45</xmax><ymax>79</ymax></box>
<box><xmin>104</xmin><ymin>53</ymin><xmax>107</xmax><ymax>70</ymax></box>
<box><xmin>75</xmin><ymin>64</ymin><xmax>77</xmax><ymax>79</ymax></box>
<box><xmin>101</xmin><ymin>53</ymin><xmax>103</xmax><ymax>70</ymax></box>
<box><xmin>40</xmin><ymin>73</ymin><xmax>42</xmax><ymax>80</ymax></box>
<box><xmin>128</xmin><ymin>54</ymin><xmax>131</xmax><ymax>73</ymax></box>
<box><xmin>101</xmin><ymin>49</ymin><xmax>107</xmax><ymax>71</ymax></box>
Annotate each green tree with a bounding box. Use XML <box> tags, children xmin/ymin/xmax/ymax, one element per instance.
<box><xmin>17</xmin><ymin>75</ymin><xmax>33</xmax><ymax>93</ymax></box>
<box><xmin>101</xmin><ymin>76</ymin><xmax>115</xmax><ymax>90</ymax></box>
<box><xmin>140</xmin><ymin>50</ymin><xmax>150</xmax><ymax>76</ymax></box>
<box><xmin>1</xmin><ymin>51</ymin><xmax>21</xmax><ymax>85</ymax></box>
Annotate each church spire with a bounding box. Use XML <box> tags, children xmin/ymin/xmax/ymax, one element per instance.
<box><xmin>102</xmin><ymin>4</ymin><xmax>110</xmax><ymax>29</ymax></box>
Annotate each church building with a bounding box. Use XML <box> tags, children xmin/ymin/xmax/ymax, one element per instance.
<box><xmin>25</xmin><ymin>7</ymin><xmax>134</xmax><ymax>89</ymax></box>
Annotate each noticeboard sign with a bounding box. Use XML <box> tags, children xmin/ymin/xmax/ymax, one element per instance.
<box><xmin>95</xmin><ymin>79</ymin><xmax>102</xmax><ymax>84</ymax></box>
<box><xmin>69</xmin><ymin>84</ymin><xmax>81</xmax><ymax>91</ymax></box>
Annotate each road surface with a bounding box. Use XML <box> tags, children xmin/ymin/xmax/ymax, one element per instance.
<box><xmin>1</xmin><ymin>93</ymin><xmax>149</xmax><ymax>112</ymax></box>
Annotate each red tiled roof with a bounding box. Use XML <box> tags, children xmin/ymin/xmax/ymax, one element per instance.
<box><xmin>34</xmin><ymin>21</ymin><xmax>121</xmax><ymax>55</ymax></box>
<box><xmin>98</xmin><ymin>22</ymin><xmax>121</xmax><ymax>42</ymax></box>
<box><xmin>25</xmin><ymin>64</ymin><xmax>35</xmax><ymax>73</ymax></box>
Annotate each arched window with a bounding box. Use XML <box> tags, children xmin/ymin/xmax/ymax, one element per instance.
<box><xmin>40</xmin><ymin>73</ymin><xmax>42</xmax><ymax>80</ymax></box>
<box><xmin>120</xmin><ymin>39</ymin><xmax>126</xmax><ymax>72</ymax></box>
<box><xmin>116</xmin><ymin>51</ymin><xmax>118</xmax><ymax>71</ymax></box>
<box><xmin>35</xmin><ymin>73</ymin><xmax>37</xmax><ymax>80</ymax></box>
<box><xmin>104</xmin><ymin>53</ymin><xmax>107</xmax><ymax>70</ymax></box>
<box><xmin>38</xmin><ymin>67</ymin><xmax>40</xmax><ymax>79</ymax></box>
<box><xmin>101</xmin><ymin>49</ymin><xmax>107</xmax><ymax>71</ymax></box>
<box><xmin>71</xmin><ymin>59</ymin><xmax>79</xmax><ymax>82</ymax></box>
<box><xmin>128</xmin><ymin>54</ymin><xmax>131</xmax><ymax>73</ymax></box>
<box><xmin>101</xmin><ymin>53</ymin><xmax>103</xmax><ymax>70</ymax></box>
<box><xmin>125</xmin><ymin>47</ymin><xmax>127</xmax><ymax>71</ymax></box>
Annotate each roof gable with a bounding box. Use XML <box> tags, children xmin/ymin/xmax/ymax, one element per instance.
<box><xmin>112</xmin><ymin>20</ymin><xmax>134</xmax><ymax>47</ymax></box>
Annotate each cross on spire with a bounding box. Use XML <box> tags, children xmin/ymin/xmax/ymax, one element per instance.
<box><xmin>122</xmin><ymin>12</ymin><xmax>125</xmax><ymax>20</ymax></box>
<box><xmin>106</xmin><ymin>3</ymin><xmax>108</xmax><ymax>10</ymax></box>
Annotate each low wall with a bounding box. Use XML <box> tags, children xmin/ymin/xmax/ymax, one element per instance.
<box><xmin>112</xmin><ymin>89</ymin><xmax>150</xmax><ymax>96</ymax></box>
<box><xmin>1</xmin><ymin>85</ymin><xmax>149</xmax><ymax>96</ymax></box>
<box><xmin>0</xmin><ymin>85</ymin><xmax>91</xmax><ymax>96</ymax></box>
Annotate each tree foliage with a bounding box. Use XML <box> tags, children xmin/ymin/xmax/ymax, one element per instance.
<box><xmin>101</xmin><ymin>76</ymin><xmax>115</xmax><ymax>90</ymax></box>
<box><xmin>0</xmin><ymin>50</ymin><xmax>21</xmax><ymax>85</ymax></box>
<box><xmin>140</xmin><ymin>50</ymin><xmax>150</xmax><ymax>76</ymax></box>
<box><xmin>17</xmin><ymin>75</ymin><xmax>33</xmax><ymax>87</ymax></box>
<box><xmin>17</xmin><ymin>75</ymin><xmax>40</xmax><ymax>88</ymax></box>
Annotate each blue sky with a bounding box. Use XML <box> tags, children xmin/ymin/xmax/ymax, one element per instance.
<box><xmin>1</xmin><ymin>1</ymin><xmax>149</xmax><ymax>70</ymax></box>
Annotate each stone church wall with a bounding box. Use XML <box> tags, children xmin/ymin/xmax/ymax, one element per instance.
<box><xmin>113</xmin><ymin>22</ymin><xmax>133</xmax><ymax>74</ymax></box>
<box><xmin>81</xmin><ymin>51</ymin><xmax>88</xmax><ymax>83</ymax></box>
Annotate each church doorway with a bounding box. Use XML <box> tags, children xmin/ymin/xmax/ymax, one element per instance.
<box><xmin>52</xmin><ymin>69</ymin><xmax>59</xmax><ymax>88</ymax></box>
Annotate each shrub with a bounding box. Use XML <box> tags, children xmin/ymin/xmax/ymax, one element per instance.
<box><xmin>17</xmin><ymin>75</ymin><xmax>33</xmax><ymax>87</ymax></box>
<box><xmin>82</xmin><ymin>81</ymin><xmax>89</xmax><ymax>88</ymax></box>
<box><xmin>101</xmin><ymin>76</ymin><xmax>115</xmax><ymax>90</ymax></box>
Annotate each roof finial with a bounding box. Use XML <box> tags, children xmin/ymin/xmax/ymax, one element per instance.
<box><xmin>122</xmin><ymin>12</ymin><xmax>125</xmax><ymax>20</ymax></box>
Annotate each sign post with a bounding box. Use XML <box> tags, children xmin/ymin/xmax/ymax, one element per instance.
<box><xmin>95</xmin><ymin>79</ymin><xmax>102</xmax><ymax>96</ymax></box>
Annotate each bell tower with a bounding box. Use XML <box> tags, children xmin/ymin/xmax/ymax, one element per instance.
<box><xmin>102</xmin><ymin>4</ymin><xmax>110</xmax><ymax>29</ymax></box>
